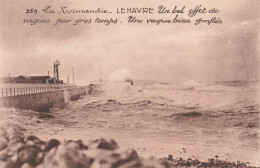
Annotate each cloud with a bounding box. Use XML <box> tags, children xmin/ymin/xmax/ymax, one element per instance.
<box><xmin>0</xmin><ymin>0</ymin><xmax>259</xmax><ymax>83</ymax></box>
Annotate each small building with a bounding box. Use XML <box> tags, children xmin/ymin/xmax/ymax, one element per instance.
<box><xmin>12</xmin><ymin>76</ymin><xmax>32</xmax><ymax>83</ymax></box>
<box><xmin>29</xmin><ymin>76</ymin><xmax>50</xmax><ymax>83</ymax></box>
<box><xmin>1</xmin><ymin>75</ymin><xmax>52</xmax><ymax>84</ymax></box>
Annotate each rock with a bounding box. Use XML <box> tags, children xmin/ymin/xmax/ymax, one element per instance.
<box><xmin>35</xmin><ymin>152</ymin><xmax>44</xmax><ymax>165</ymax></box>
<box><xmin>90</xmin><ymin>149</ymin><xmax>142</xmax><ymax>168</ymax></box>
<box><xmin>1</xmin><ymin>125</ymin><xmax>257</xmax><ymax>168</ymax></box>
<box><xmin>21</xmin><ymin>163</ymin><xmax>34</xmax><ymax>168</ymax></box>
<box><xmin>97</xmin><ymin>139</ymin><xmax>118</xmax><ymax>150</ymax></box>
<box><xmin>0</xmin><ymin>136</ymin><xmax>8</xmax><ymax>151</ymax></box>
<box><xmin>0</xmin><ymin>128</ymin><xmax>8</xmax><ymax>151</ymax></box>
<box><xmin>65</xmin><ymin>140</ymin><xmax>86</xmax><ymax>150</ymax></box>
<box><xmin>89</xmin><ymin>139</ymin><xmax>119</xmax><ymax>150</ymax></box>
<box><xmin>25</xmin><ymin>135</ymin><xmax>47</xmax><ymax>151</ymax></box>
<box><xmin>37</xmin><ymin>141</ymin><xmax>93</xmax><ymax>168</ymax></box>
<box><xmin>5</xmin><ymin>125</ymin><xmax>25</xmax><ymax>144</ymax></box>
<box><xmin>25</xmin><ymin>135</ymin><xmax>41</xmax><ymax>143</ymax></box>
<box><xmin>18</xmin><ymin>145</ymin><xmax>40</xmax><ymax>166</ymax></box>
<box><xmin>167</xmin><ymin>155</ymin><xmax>173</xmax><ymax>161</ymax></box>
<box><xmin>110</xmin><ymin>149</ymin><xmax>142</xmax><ymax>168</ymax></box>
<box><xmin>44</xmin><ymin>139</ymin><xmax>60</xmax><ymax>152</ymax></box>
<box><xmin>143</xmin><ymin>157</ymin><xmax>165</xmax><ymax>168</ymax></box>
<box><xmin>2</xmin><ymin>153</ymin><xmax>19</xmax><ymax>168</ymax></box>
<box><xmin>193</xmin><ymin>159</ymin><xmax>200</xmax><ymax>166</ymax></box>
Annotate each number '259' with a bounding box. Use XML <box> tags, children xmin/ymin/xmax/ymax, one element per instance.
<box><xmin>26</xmin><ymin>9</ymin><xmax>37</xmax><ymax>14</ymax></box>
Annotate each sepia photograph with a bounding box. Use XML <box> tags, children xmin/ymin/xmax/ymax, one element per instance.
<box><xmin>0</xmin><ymin>0</ymin><xmax>259</xmax><ymax>167</ymax></box>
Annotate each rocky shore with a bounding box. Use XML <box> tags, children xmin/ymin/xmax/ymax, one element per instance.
<box><xmin>0</xmin><ymin>124</ymin><xmax>258</xmax><ymax>168</ymax></box>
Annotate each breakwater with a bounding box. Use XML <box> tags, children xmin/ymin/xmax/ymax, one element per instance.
<box><xmin>0</xmin><ymin>86</ymin><xmax>91</xmax><ymax>112</ymax></box>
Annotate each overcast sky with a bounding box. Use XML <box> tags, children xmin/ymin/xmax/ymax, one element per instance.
<box><xmin>0</xmin><ymin>0</ymin><xmax>259</xmax><ymax>84</ymax></box>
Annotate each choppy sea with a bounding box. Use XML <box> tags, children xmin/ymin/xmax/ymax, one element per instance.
<box><xmin>1</xmin><ymin>80</ymin><xmax>259</xmax><ymax>166</ymax></box>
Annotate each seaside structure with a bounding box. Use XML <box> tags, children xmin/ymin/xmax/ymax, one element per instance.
<box><xmin>0</xmin><ymin>60</ymin><xmax>64</xmax><ymax>84</ymax></box>
<box><xmin>0</xmin><ymin>77</ymin><xmax>16</xmax><ymax>83</ymax></box>
<box><xmin>54</xmin><ymin>60</ymin><xmax>61</xmax><ymax>83</ymax></box>
<box><xmin>0</xmin><ymin>75</ymin><xmax>63</xmax><ymax>84</ymax></box>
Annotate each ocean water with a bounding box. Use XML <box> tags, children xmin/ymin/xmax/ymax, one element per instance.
<box><xmin>1</xmin><ymin>80</ymin><xmax>259</xmax><ymax>166</ymax></box>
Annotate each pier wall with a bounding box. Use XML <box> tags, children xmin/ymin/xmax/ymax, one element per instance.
<box><xmin>0</xmin><ymin>86</ymin><xmax>90</xmax><ymax>112</ymax></box>
<box><xmin>67</xmin><ymin>87</ymin><xmax>87</xmax><ymax>101</ymax></box>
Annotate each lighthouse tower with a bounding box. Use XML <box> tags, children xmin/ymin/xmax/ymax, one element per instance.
<box><xmin>54</xmin><ymin>60</ymin><xmax>60</xmax><ymax>83</ymax></box>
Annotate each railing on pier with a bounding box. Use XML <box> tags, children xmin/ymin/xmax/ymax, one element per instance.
<box><xmin>0</xmin><ymin>85</ymin><xmax>76</xmax><ymax>97</ymax></box>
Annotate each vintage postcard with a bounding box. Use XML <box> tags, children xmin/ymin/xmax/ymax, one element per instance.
<box><xmin>0</xmin><ymin>0</ymin><xmax>259</xmax><ymax>167</ymax></box>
